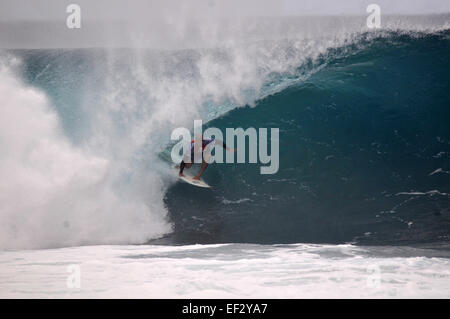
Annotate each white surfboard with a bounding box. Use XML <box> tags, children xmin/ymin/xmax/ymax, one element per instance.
<box><xmin>174</xmin><ymin>167</ymin><xmax>211</xmax><ymax>188</ymax></box>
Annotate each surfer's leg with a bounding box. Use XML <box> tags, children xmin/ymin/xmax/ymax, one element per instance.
<box><xmin>186</xmin><ymin>151</ymin><xmax>194</xmax><ymax>168</ymax></box>
<box><xmin>193</xmin><ymin>153</ymin><xmax>210</xmax><ymax>180</ymax></box>
<box><xmin>179</xmin><ymin>161</ymin><xmax>193</xmax><ymax>176</ymax></box>
<box><xmin>179</xmin><ymin>149</ymin><xmax>196</xmax><ymax>176</ymax></box>
<box><xmin>193</xmin><ymin>161</ymin><xmax>208</xmax><ymax>180</ymax></box>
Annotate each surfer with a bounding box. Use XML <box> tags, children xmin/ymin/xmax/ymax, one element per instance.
<box><xmin>179</xmin><ymin>136</ymin><xmax>236</xmax><ymax>180</ymax></box>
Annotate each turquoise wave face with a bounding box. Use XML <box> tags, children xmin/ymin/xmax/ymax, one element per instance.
<box><xmin>164</xmin><ymin>30</ymin><xmax>450</xmax><ymax>245</ymax></box>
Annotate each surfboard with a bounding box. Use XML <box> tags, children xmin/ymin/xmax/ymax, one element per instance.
<box><xmin>174</xmin><ymin>167</ymin><xmax>211</xmax><ymax>188</ymax></box>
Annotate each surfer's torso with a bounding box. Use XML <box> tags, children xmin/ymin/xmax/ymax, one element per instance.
<box><xmin>190</xmin><ymin>138</ymin><xmax>215</xmax><ymax>152</ymax></box>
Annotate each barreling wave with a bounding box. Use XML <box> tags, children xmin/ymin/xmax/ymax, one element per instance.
<box><xmin>164</xmin><ymin>29</ymin><xmax>450</xmax><ymax>245</ymax></box>
<box><xmin>0</xmin><ymin>22</ymin><xmax>449</xmax><ymax>249</ymax></box>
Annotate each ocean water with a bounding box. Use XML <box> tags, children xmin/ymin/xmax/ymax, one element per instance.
<box><xmin>1</xmin><ymin>243</ymin><xmax>450</xmax><ymax>298</ymax></box>
<box><xmin>0</xmin><ymin>14</ymin><xmax>449</xmax><ymax>298</ymax></box>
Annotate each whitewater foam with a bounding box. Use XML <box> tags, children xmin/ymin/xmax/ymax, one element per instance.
<box><xmin>0</xmin><ymin>56</ymin><xmax>171</xmax><ymax>249</ymax></box>
<box><xmin>1</xmin><ymin>243</ymin><xmax>449</xmax><ymax>298</ymax></box>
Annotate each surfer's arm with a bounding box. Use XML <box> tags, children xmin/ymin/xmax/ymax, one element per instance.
<box><xmin>214</xmin><ymin>139</ymin><xmax>237</xmax><ymax>152</ymax></box>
